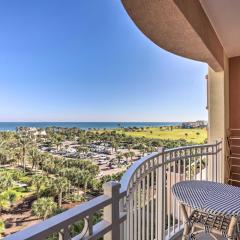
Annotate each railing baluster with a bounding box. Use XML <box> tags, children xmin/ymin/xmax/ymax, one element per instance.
<box><xmin>177</xmin><ymin>153</ymin><xmax>180</xmax><ymax>230</ymax></box>
<box><xmin>125</xmin><ymin>201</ymin><xmax>128</xmax><ymax>240</ymax></box>
<box><xmin>187</xmin><ymin>149</ymin><xmax>191</xmax><ymax>217</ymax></box>
<box><xmin>133</xmin><ymin>176</ymin><xmax>136</xmax><ymax>240</ymax></box>
<box><xmin>218</xmin><ymin>142</ymin><xmax>222</xmax><ymax>182</ymax></box>
<box><xmin>130</xmin><ymin>180</ymin><xmax>134</xmax><ymax>240</ymax></box>
<box><xmin>162</xmin><ymin>152</ymin><xmax>166</xmax><ymax>239</ymax></box>
<box><xmin>59</xmin><ymin>226</ymin><xmax>70</xmax><ymax>240</ymax></box>
<box><xmin>173</xmin><ymin>152</ymin><xmax>176</xmax><ymax>234</ymax></box>
<box><xmin>184</xmin><ymin>149</ymin><xmax>186</xmax><ymax>181</ymax></box>
<box><xmin>154</xmin><ymin>157</ymin><xmax>157</xmax><ymax>239</ymax></box>
<box><xmin>121</xmin><ymin>196</ymin><xmax>127</xmax><ymax>240</ymax></box>
<box><xmin>155</xmin><ymin>148</ymin><xmax>165</xmax><ymax>239</ymax></box>
<box><xmin>200</xmin><ymin>147</ymin><xmax>203</xmax><ymax>180</ymax></box>
<box><xmin>137</xmin><ymin>169</ymin><xmax>141</xmax><ymax>240</ymax></box>
<box><xmin>206</xmin><ymin>147</ymin><xmax>209</xmax><ymax>181</ymax></box>
<box><xmin>215</xmin><ymin>141</ymin><xmax>218</xmax><ymax>182</ymax></box>
<box><xmin>156</xmin><ymin>156</ymin><xmax>159</xmax><ymax>239</ymax></box>
<box><xmin>86</xmin><ymin>214</ymin><xmax>93</xmax><ymax>236</ymax></box>
<box><xmin>150</xmin><ymin>159</ymin><xmax>154</xmax><ymax>240</ymax></box>
<box><xmin>211</xmin><ymin>146</ymin><xmax>215</xmax><ymax>182</ymax></box>
<box><xmin>194</xmin><ymin>148</ymin><xmax>197</xmax><ymax>180</ymax></box>
<box><xmin>188</xmin><ymin>149</ymin><xmax>191</xmax><ymax>180</ymax></box>
<box><xmin>142</xmin><ymin>165</ymin><xmax>146</xmax><ymax>240</ymax></box>
<box><xmin>146</xmin><ymin>162</ymin><xmax>150</xmax><ymax>240</ymax></box>
<box><xmin>126</xmin><ymin>190</ymin><xmax>129</xmax><ymax>240</ymax></box>
<box><xmin>167</xmin><ymin>160</ymin><xmax>171</xmax><ymax>238</ymax></box>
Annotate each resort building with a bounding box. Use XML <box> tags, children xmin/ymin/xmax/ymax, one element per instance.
<box><xmin>181</xmin><ymin>120</ymin><xmax>206</xmax><ymax>129</ymax></box>
<box><xmin>16</xmin><ymin>127</ymin><xmax>47</xmax><ymax>137</ymax></box>
<box><xmin>4</xmin><ymin>1</ymin><xmax>240</xmax><ymax>240</ymax></box>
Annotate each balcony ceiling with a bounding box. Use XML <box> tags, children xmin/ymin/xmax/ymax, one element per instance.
<box><xmin>121</xmin><ymin>0</ymin><xmax>223</xmax><ymax>71</ymax></box>
<box><xmin>200</xmin><ymin>0</ymin><xmax>240</xmax><ymax>58</ymax></box>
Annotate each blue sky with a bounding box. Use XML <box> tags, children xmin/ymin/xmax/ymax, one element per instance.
<box><xmin>0</xmin><ymin>0</ymin><xmax>208</xmax><ymax>122</ymax></box>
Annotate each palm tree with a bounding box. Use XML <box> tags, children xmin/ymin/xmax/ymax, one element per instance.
<box><xmin>28</xmin><ymin>147</ymin><xmax>39</xmax><ymax>171</ymax></box>
<box><xmin>78</xmin><ymin>138</ymin><xmax>88</xmax><ymax>146</ymax></box>
<box><xmin>0</xmin><ymin>194</ymin><xmax>9</xmax><ymax>213</ymax></box>
<box><xmin>5</xmin><ymin>190</ymin><xmax>17</xmax><ymax>207</ymax></box>
<box><xmin>42</xmin><ymin>158</ymin><xmax>55</xmax><ymax>176</ymax></box>
<box><xmin>13</xmin><ymin>148</ymin><xmax>22</xmax><ymax>167</ymax></box>
<box><xmin>73</xmin><ymin>170</ymin><xmax>84</xmax><ymax>196</ymax></box>
<box><xmin>146</xmin><ymin>146</ymin><xmax>155</xmax><ymax>153</ymax></box>
<box><xmin>52</xmin><ymin>177</ymin><xmax>69</xmax><ymax>207</ymax></box>
<box><xmin>129</xmin><ymin>151</ymin><xmax>135</xmax><ymax>161</ymax></box>
<box><xmin>77</xmin><ymin>146</ymin><xmax>89</xmax><ymax>155</ymax></box>
<box><xmin>0</xmin><ymin>149</ymin><xmax>8</xmax><ymax>167</ymax></box>
<box><xmin>111</xmin><ymin>142</ymin><xmax>119</xmax><ymax>153</ymax></box>
<box><xmin>18</xmin><ymin>135</ymin><xmax>31</xmax><ymax>172</ymax></box>
<box><xmin>0</xmin><ymin>173</ymin><xmax>13</xmax><ymax>192</ymax></box>
<box><xmin>123</xmin><ymin>152</ymin><xmax>130</xmax><ymax>161</ymax></box>
<box><xmin>32</xmin><ymin>175</ymin><xmax>48</xmax><ymax>198</ymax></box>
<box><xmin>80</xmin><ymin>171</ymin><xmax>91</xmax><ymax>199</ymax></box>
<box><xmin>39</xmin><ymin>153</ymin><xmax>50</xmax><ymax>173</ymax></box>
<box><xmin>32</xmin><ymin>197</ymin><xmax>57</xmax><ymax>220</ymax></box>
<box><xmin>127</xmin><ymin>144</ymin><xmax>132</xmax><ymax>152</ymax></box>
<box><xmin>116</xmin><ymin>153</ymin><xmax>123</xmax><ymax>164</ymax></box>
<box><xmin>0</xmin><ymin>220</ymin><xmax>5</xmax><ymax>238</ymax></box>
<box><xmin>138</xmin><ymin>143</ymin><xmax>146</xmax><ymax>156</ymax></box>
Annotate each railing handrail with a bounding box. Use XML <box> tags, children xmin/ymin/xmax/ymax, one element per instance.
<box><xmin>163</xmin><ymin>141</ymin><xmax>221</xmax><ymax>153</ymax></box>
<box><xmin>120</xmin><ymin>141</ymin><xmax>222</xmax><ymax>195</ymax></box>
<box><xmin>4</xmin><ymin>194</ymin><xmax>112</xmax><ymax>240</ymax></box>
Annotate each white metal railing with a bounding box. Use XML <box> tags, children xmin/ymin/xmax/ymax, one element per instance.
<box><xmin>3</xmin><ymin>141</ymin><xmax>222</xmax><ymax>240</ymax></box>
<box><xmin>120</xmin><ymin>141</ymin><xmax>222</xmax><ymax>240</ymax></box>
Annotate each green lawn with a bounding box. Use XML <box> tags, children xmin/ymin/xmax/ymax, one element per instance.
<box><xmin>115</xmin><ymin>127</ymin><xmax>207</xmax><ymax>144</ymax></box>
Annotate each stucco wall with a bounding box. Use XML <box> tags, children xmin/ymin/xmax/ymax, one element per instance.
<box><xmin>208</xmin><ymin>68</ymin><xmax>224</xmax><ymax>142</ymax></box>
<box><xmin>208</xmin><ymin>54</ymin><xmax>229</xmax><ymax>182</ymax></box>
<box><xmin>229</xmin><ymin>57</ymin><xmax>240</xmax><ymax>128</ymax></box>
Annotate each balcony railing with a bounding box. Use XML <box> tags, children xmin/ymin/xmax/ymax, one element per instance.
<box><xmin>4</xmin><ymin>141</ymin><xmax>222</xmax><ymax>240</ymax></box>
<box><xmin>120</xmin><ymin>141</ymin><xmax>222</xmax><ymax>240</ymax></box>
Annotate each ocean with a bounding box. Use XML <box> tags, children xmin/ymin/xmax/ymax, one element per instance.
<box><xmin>0</xmin><ymin>122</ymin><xmax>181</xmax><ymax>131</ymax></box>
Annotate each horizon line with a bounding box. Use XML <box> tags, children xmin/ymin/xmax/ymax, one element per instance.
<box><xmin>0</xmin><ymin>120</ymin><xmax>207</xmax><ymax>123</ymax></box>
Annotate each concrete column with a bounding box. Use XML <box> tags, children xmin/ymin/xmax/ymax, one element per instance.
<box><xmin>103</xmin><ymin>181</ymin><xmax>121</xmax><ymax>240</ymax></box>
<box><xmin>207</xmin><ymin>54</ymin><xmax>229</xmax><ymax>182</ymax></box>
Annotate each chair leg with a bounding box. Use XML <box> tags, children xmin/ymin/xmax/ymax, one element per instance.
<box><xmin>227</xmin><ymin>216</ymin><xmax>238</xmax><ymax>240</ymax></box>
<box><xmin>180</xmin><ymin>204</ymin><xmax>191</xmax><ymax>240</ymax></box>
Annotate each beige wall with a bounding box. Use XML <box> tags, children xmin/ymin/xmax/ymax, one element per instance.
<box><xmin>207</xmin><ymin>54</ymin><xmax>229</xmax><ymax>182</ymax></box>
<box><xmin>223</xmin><ymin>55</ymin><xmax>230</xmax><ymax>182</ymax></box>
<box><xmin>208</xmin><ymin>69</ymin><xmax>224</xmax><ymax>142</ymax></box>
<box><xmin>224</xmin><ymin>56</ymin><xmax>230</xmax><ymax>134</ymax></box>
<box><xmin>229</xmin><ymin>57</ymin><xmax>240</xmax><ymax>129</ymax></box>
